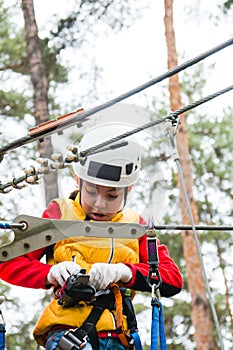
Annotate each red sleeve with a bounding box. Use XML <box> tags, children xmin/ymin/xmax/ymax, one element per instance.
<box><xmin>42</xmin><ymin>201</ymin><xmax>62</xmax><ymax>219</ymax></box>
<box><xmin>0</xmin><ymin>202</ymin><xmax>62</xmax><ymax>289</ymax></box>
<box><xmin>124</xmin><ymin>216</ymin><xmax>183</xmax><ymax>297</ymax></box>
<box><xmin>0</xmin><ymin>248</ymin><xmax>51</xmax><ymax>289</ymax></box>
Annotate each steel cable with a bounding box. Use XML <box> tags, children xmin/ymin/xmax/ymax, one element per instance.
<box><xmin>0</xmin><ymin>37</ymin><xmax>233</xmax><ymax>158</ymax></box>
<box><xmin>81</xmin><ymin>84</ymin><xmax>233</xmax><ymax>157</ymax></box>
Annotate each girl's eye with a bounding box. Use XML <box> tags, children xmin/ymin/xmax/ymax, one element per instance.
<box><xmin>107</xmin><ymin>194</ymin><xmax>118</xmax><ymax>200</ymax></box>
<box><xmin>86</xmin><ymin>190</ymin><xmax>97</xmax><ymax>196</ymax></box>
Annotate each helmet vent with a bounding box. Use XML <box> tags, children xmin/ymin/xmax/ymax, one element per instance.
<box><xmin>126</xmin><ymin>162</ymin><xmax>133</xmax><ymax>175</ymax></box>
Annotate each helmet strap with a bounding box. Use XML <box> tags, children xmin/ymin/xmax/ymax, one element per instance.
<box><xmin>79</xmin><ymin>178</ymin><xmax>83</xmax><ymax>204</ymax></box>
<box><xmin>123</xmin><ymin>187</ymin><xmax>128</xmax><ymax>208</ymax></box>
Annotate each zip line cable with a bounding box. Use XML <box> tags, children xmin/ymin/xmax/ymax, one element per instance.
<box><xmin>80</xmin><ymin>84</ymin><xmax>233</xmax><ymax>157</ymax></box>
<box><xmin>167</xmin><ymin>122</ymin><xmax>225</xmax><ymax>349</ymax></box>
<box><xmin>0</xmin><ymin>221</ymin><xmax>232</xmax><ymax>232</ymax></box>
<box><xmin>0</xmin><ymin>83</ymin><xmax>233</xmax><ymax>193</ymax></box>
<box><xmin>153</xmin><ymin>225</ymin><xmax>233</xmax><ymax>231</ymax></box>
<box><xmin>0</xmin><ymin>37</ymin><xmax>233</xmax><ymax>159</ymax></box>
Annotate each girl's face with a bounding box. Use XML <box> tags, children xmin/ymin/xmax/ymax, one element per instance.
<box><xmin>79</xmin><ymin>179</ymin><xmax>132</xmax><ymax>221</ymax></box>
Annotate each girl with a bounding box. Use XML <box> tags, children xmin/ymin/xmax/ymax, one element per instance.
<box><xmin>0</xmin><ymin>124</ymin><xmax>183</xmax><ymax>350</ymax></box>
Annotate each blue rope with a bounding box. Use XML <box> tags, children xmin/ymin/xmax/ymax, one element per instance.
<box><xmin>151</xmin><ymin>298</ymin><xmax>167</xmax><ymax>350</ymax></box>
<box><xmin>130</xmin><ymin>331</ymin><xmax>143</xmax><ymax>350</ymax></box>
<box><xmin>0</xmin><ymin>222</ymin><xmax>11</xmax><ymax>229</ymax></box>
<box><xmin>0</xmin><ymin>324</ymin><xmax>5</xmax><ymax>350</ymax></box>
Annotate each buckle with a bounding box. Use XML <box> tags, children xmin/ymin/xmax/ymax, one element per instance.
<box><xmin>56</xmin><ymin>329</ymin><xmax>87</xmax><ymax>350</ymax></box>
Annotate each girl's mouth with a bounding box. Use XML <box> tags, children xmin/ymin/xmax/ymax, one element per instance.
<box><xmin>90</xmin><ymin>212</ymin><xmax>107</xmax><ymax>221</ymax></box>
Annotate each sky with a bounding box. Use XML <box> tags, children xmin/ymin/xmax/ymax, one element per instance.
<box><xmin>32</xmin><ymin>0</ymin><xmax>233</xmax><ymax>111</ymax></box>
<box><xmin>14</xmin><ymin>0</ymin><xmax>233</xmax><ymax>216</ymax></box>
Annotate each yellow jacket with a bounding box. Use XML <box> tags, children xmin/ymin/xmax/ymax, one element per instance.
<box><xmin>33</xmin><ymin>195</ymin><xmax>140</xmax><ymax>347</ymax></box>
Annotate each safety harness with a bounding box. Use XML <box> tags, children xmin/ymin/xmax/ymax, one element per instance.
<box><xmin>56</xmin><ymin>284</ymin><xmax>142</xmax><ymax>350</ymax></box>
<box><xmin>151</xmin><ymin>294</ymin><xmax>167</xmax><ymax>350</ymax></box>
<box><xmin>52</xmin><ymin>219</ymin><xmax>168</xmax><ymax>350</ymax></box>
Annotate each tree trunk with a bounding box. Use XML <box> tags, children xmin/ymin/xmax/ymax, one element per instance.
<box><xmin>21</xmin><ymin>0</ymin><xmax>58</xmax><ymax>205</ymax></box>
<box><xmin>163</xmin><ymin>1</ymin><xmax>215</xmax><ymax>349</ymax></box>
<box><xmin>216</xmin><ymin>239</ymin><xmax>233</xmax><ymax>334</ymax></box>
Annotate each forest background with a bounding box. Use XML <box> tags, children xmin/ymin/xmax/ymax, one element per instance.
<box><xmin>0</xmin><ymin>0</ymin><xmax>233</xmax><ymax>349</ymax></box>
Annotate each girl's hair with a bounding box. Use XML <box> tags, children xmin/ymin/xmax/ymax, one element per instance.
<box><xmin>69</xmin><ymin>189</ymin><xmax>79</xmax><ymax>200</ymax></box>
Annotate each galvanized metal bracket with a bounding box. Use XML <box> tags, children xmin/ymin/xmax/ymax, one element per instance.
<box><xmin>0</xmin><ymin>215</ymin><xmax>146</xmax><ymax>262</ymax></box>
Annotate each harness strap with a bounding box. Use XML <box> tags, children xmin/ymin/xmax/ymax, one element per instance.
<box><xmin>57</xmin><ymin>285</ymin><xmax>141</xmax><ymax>350</ymax></box>
<box><xmin>0</xmin><ymin>324</ymin><xmax>5</xmax><ymax>350</ymax></box>
<box><xmin>57</xmin><ymin>306</ymin><xmax>105</xmax><ymax>350</ymax></box>
<box><xmin>130</xmin><ymin>332</ymin><xmax>143</xmax><ymax>350</ymax></box>
<box><xmin>151</xmin><ymin>297</ymin><xmax>167</xmax><ymax>350</ymax></box>
<box><xmin>110</xmin><ymin>284</ymin><xmax>134</xmax><ymax>348</ymax></box>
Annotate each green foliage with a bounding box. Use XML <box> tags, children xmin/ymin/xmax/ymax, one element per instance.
<box><xmin>0</xmin><ymin>1</ymin><xmax>32</xmax><ymax>121</ymax></box>
<box><xmin>0</xmin><ymin>0</ymin><xmax>68</xmax><ymax>119</ymax></box>
<box><xmin>0</xmin><ymin>1</ymin><xmax>28</xmax><ymax>74</ymax></box>
<box><xmin>40</xmin><ymin>38</ymin><xmax>68</xmax><ymax>84</ymax></box>
<box><xmin>3</xmin><ymin>289</ymin><xmax>50</xmax><ymax>350</ymax></box>
<box><xmin>164</xmin><ymin>299</ymin><xmax>192</xmax><ymax>350</ymax></box>
<box><xmin>188</xmin><ymin>108</ymin><xmax>233</xmax><ymax>224</ymax></box>
<box><xmin>5</xmin><ymin>320</ymin><xmax>37</xmax><ymax>350</ymax></box>
<box><xmin>134</xmin><ymin>301</ymin><xmax>150</xmax><ymax>314</ymax></box>
<box><xmin>0</xmin><ymin>90</ymin><xmax>31</xmax><ymax>119</ymax></box>
<box><xmin>222</xmin><ymin>0</ymin><xmax>233</xmax><ymax>12</ymax></box>
<box><xmin>0</xmin><ymin>278</ymin><xmax>53</xmax><ymax>350</ymax></box>
<box><xmin>0</xmin><ymin>282</ymin><xmax>37</xmax><ymax>349</ymax></box>
<box><xmin>49</xmin><ymin>0</ymin><xmax>145</xmax><ymax>51</ymax></box>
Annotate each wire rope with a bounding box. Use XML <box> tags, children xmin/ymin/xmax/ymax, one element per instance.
<box><xmin>0</xmin><ymin>38</ymin><xmax>233</xmax><ymax>158</ymax></box>
<box><xmin>81</xmin><ymin>84</ymin><xmax>233</xmax><ymax>157</ymax></box>
<box><xmin>167</xmin><ymin>126</ymin><xmax>225</xmax><ymax>349</ymax></box>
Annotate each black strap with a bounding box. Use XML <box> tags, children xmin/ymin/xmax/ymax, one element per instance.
<box><xmin>57</xmin><ymin>305</ymin><xmax>105</xmax><ymax>350</ymax></box>
<box><xmin>74</xmin><ymin>306</ymin><xmax>104</xmax><ymax>350</ymax></box>
<box><xmin>121</xmin><ymin>290</ymin><xmax>138</xmax><ymax>333</ymax></box>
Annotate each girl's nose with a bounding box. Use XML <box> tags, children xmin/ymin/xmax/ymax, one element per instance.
<box><xmin>94</xmin><ymin>194</ymin><xmax>106</xmax><ymax>209</ymax></box>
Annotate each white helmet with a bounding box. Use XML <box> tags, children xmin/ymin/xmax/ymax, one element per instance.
<box><xmin>73</xmin><ymin>123</ymin><xmax>141</xmax><ymax>187</ymax></box>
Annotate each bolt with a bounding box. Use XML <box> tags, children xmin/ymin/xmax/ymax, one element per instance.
<box><xmin>131</xmin><ymin>228</ymin><xmax>137</xmax><ymax>235</ymax></box>
<box><xmin>108</xmin><ymin>227</ymin><xmax>114</xmax><ymax>234</ymax></box>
